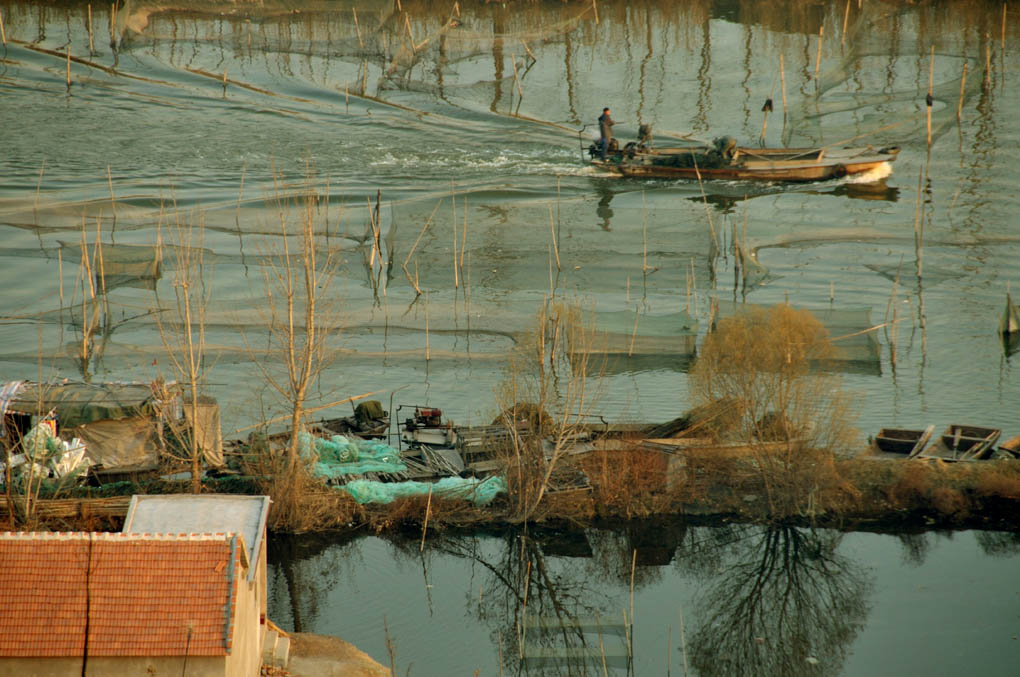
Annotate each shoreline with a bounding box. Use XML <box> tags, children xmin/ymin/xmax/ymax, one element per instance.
<box><xmin>4</xmin><ymin>452</ymin><xmax>1018</xmax><ymax>534</ymax></box>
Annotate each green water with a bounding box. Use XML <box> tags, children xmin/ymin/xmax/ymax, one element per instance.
<box><xmin>267</xmin><ymin>525</ymin><xmax>1020</xmax><ymax>675</ymax></box>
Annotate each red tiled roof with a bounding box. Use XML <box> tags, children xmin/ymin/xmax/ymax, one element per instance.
<box><xmin>0</xmin><ymin>532</ymin><xmax>242</xmax><ymax>657</ymax></box>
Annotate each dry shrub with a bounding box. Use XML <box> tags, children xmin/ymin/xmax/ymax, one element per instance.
<box><xmin>246</xmin><ymin>446</ymin><xmax>362</xmax><ymax>532</ymax></box>
<box><xmin>886</xmin><ymin>461</ymin><xmax>938</xmax><ymax>509</ymax></box>
<box><xmin>974</xmin><ymin>465</ymin><xmax>1020</xmax><ymax>501</ymax></box>
<box><xmin>689</xmin><ymin>304</ymin><xmax>859</xmax><ymax>518</ymax></box>
<box><xmin>581</xmin><ymin>444</ymin><xmax>671</xmax><ymax>516</ymax></box>
<box><xmin>931</xmin><ymin>486</ymin><xmax>969</xmax><ymax>517</ymax></box>
<box><xmin>677</xmin><ymin>446</ymin><xmax>753</xmax><ymax>507</ymax></box>
<box><xmin>366</xmin><ymin>494</ymin><xmax>490</xmax><ymax>531</ymax></box>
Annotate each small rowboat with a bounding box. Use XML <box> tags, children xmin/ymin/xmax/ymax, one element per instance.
<box><xmin>869</xmin><ymin>425</ymin><xmax>934</xmax><ymax>459</ymax></box>
<box><xmin>917</xmin><ymin>425</ymin><xmax>1002</xmax><ymax>462</ymax></box>
<box><xmin>997</xmin><ymin>433</ymin><xmax>1020</xmax><ymax>460</ymax></box>
<box><xmin>588</xmin><ymin>131</ymin><xmax>900</xmax><ymax>182</ymax></box>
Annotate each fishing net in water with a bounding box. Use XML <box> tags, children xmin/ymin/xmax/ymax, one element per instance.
<box><xmin>713</xmin><ymin>301</ymin><xmax>881</xmax><ymax>376</ymax></box>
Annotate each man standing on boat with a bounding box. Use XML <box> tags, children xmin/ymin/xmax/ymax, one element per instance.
<box><xmin>598</xmin><ymin>107</ymin><xmax>615</xmax><ymax>162</ymax></box>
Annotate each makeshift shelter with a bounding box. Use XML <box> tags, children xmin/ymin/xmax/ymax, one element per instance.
<box><xmin>1</xmin><ymin>381</ymin><xmax>223</xmax><ymax>478</ymax></box>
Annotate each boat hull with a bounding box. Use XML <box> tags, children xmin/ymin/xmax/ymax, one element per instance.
<box><xmin>592</xmin><ymin>145</ymin><xmax>900</xmax><ymax>182</ymax></box>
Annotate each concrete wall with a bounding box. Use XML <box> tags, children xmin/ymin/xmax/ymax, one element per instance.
<box><xmin>225</xmin><ymin>559</ymin><xmax>263</xmax><ymax>677</ymax></box>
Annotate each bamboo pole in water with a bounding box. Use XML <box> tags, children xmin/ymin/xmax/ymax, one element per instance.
<box><xmin>87</xmin><ymin>5</ymin><xmax>94</xmax><ymax>54</ymax></box>
<box><xmin>353</xmin><ymin>7</ymin><xmax>363</xmax><ymax>48</ymax></box>
<box><xmin>985</xmin><ymin>33</ymin><xmax>991</xmax><ymax>87</ymax></box>
<box><xmin>548</xmin><ymin>205</ymin><xmax>561</xmax><ymax>271</ymax></box>
<box><xmin>66</xmin><ymin>45</ymin><xmax>71</xmax><ymax>88</ymax></box>
<box><xmin>841</xmin><ymin>0</ymin><xmax>851</xmax><ymax>47</ymax></box>
<box><xmin>106</xmin><ymin>165</ymin><xmax>117</xmax><ymax>223</ymax></box>
<box><xmin>511</xmin><ymin>58</ymin><xmax>524</xmax><ymax>104</ymax></box>
<box><xmin>779</xmin><ymin>53</ymin><xmax>787</xmax><ymax>135</ymax></box>
<box><xmin>927</xmin><ymin>45</ymin><xmax>934</xmax><ymax>146</ymax></box>
<box><xmin>34</xmin><ymin>158</ymin><xmax>46</xmax><ymax>221</ymax></box>
<box><xmin>403</xmin><ymin>199</ymin><xmax>442</xmax><ymax>296</ymax></box>
<box><xmin>1001</xmin><ymin>4</ymin><xmax>1007</xmax><ymax>90</ymax></box>
<box><xmin>814</xmin><ymin>25</ymin><xmax>823</xmax><ymax>83</ymax></box>
<box><xmin>420</xmin><ymin>486</ymin><xmax>432</xmax><ymax>552</ymax></box>
<box><xmin>520</xmin><ymin>39</ymin><xmax>537</xmax><ymax>62</ymax></box>
<box><xmin>451</xmin><ymin>184</ymin><xmax>459</xmax><ymax>287</ymax></box>
<box><xmin>628</xmin><ymin>549</ymin><xmax>636</xmax><ymax>658</ymax></box>
<box><xmin>592</xmin><ymin>0</ymin><xmax>599</xmax><ymax>25</ymax></box>
<box><xmin>679</xmin><ymin>605</ymin><xmax>689</xmax><ymax>676</ymax></box>
<box><xmin>596</xmin><ymin>610</ymin><xmax>609</xmax><ymax>676</ymax></box>
<box><xmin>0</xmin><ymin>9</ymin><xmax>6</xmax><ymax>45</ymax></box>
<box><xmin>957</xmin><ymin>62</ymin><xmax>967</xmax><ymax>122</ymax></box>
<box><xmin>641</xmin><ymin>191</ymin><xmax>648</xmax><ymax>272</ymax></box>
<box><xmin>460</xmin><ymin>195</ymin><xmax>468</xmax><ymax>275</ymax></box>
<box><xmin>109</xmin><ymin>2</ymin><xmax>117</xmax><ymax>49</ymax></box>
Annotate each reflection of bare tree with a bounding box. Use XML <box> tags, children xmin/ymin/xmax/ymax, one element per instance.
<box><xmin>267</xmin><ymin>532</ymin><xmax>357</xmax><ymax>633</ymax></box>
<box><xmin>975</xmin><ymin>530</ymin><xmax>1020</xmax><ymax>558</ymax></box>
<box><xmin>895</xmin><ymin>531</ymin><xmax>932</xmax><ymax>566</ymax></box>
<box><xmin>431</xmin><ymin>528</ymin><xmax>629</xmax><ymax>676</ymax></box>
<box><xmin>688</xmin><ymin>527</ymin><xmax>871</xmax><ymax>677</ymax></box>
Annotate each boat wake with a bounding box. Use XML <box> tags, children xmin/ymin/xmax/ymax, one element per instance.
<box><xmin>846</xmin><ymin>162</ymin><xmax>893</xmax><ymax>184</ymax></box>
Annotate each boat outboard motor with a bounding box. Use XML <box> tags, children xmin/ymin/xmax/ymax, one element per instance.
<box><xmin>637</xmin><ymin>124</ymin><xmax>653</xmax><ymax>147</ymax></box>
<box><xmin>713</xmin><ymin>135</ymin><xmax>738</xmax><ymax>161</ymax></box>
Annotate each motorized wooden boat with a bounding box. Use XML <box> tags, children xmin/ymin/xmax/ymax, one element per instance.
<box><xmin>869</xmin><ymin>425</ymin><xmax>934</xmax><ymax>459</ymax></box>
<box><xmin>588</xmin><ymin>129</ymin><xmax>900</xmax><ymax>182</ymax></box>
<box><xmin>917</xmin><ymin>424</ymin><xmax>1002</xmax><ymax>461</ymax></box>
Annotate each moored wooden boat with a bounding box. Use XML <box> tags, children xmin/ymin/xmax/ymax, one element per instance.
<box><xmin>589</xmin><ymin>132</ymin><xmax>900</xmax><ymax>182</ymax></box>
<box><xmin>996</xmin><ymin>432</ymin><xmax>1020</xmax><ymax>460</ymax></box>
<box><xmin>917</xmin><ymin>424</ymin><xmax>1002</xmax><ymax>461</ymax></box>
<box><xmin>869</xmin><ymin>425</ymin><xmax>934</xmax><ymax>459</ymax></box>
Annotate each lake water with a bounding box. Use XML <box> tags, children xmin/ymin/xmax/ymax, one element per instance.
<box><xmin>267</xmin><ymin>525</ymin><xmax>1020</xmax><ymax>675</ymax></box>
<box><xmin>2</xmin><ymin>0</ymin><xmax>1019</xmax><ymax>673</ymax></box>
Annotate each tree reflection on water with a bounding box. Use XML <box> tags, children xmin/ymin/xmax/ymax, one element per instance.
<box><xmin>683</xmin><ymin>526</ymin><xmax>871</xmax><ymax>677</ymax></box>
<box><xmin>267</xmin><ymin>523</ymin><xmax>874</xmax><ymax>675</ymax></box>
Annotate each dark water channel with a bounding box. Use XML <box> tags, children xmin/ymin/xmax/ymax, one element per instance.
<box><xmin>2</xmin><ymin>0</ymin><xmax>1020</xmax><ymax>672</ymax></box>
<box><xmin>267</xmin><ymin>525</ymin><xmax>1020</xmax><ymax>675</ymax></box>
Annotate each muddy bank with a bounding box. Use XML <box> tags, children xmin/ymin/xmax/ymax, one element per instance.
<box><xmin>283</xmin><ymin>633</ymin><xmax>390</xmax><ymax>677</ymax></box>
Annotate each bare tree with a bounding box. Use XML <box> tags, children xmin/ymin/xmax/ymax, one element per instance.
<box><xmin>153</xmin><ymin>201</ymin><xmax>214</xmax><ymax>494</ymax></box>
<box><xmin>494</xmin><ymin>299</ymin><xmax>603</xmax><ymax>522</ymax></box>
<box><xmin>249</xmin><ymin>172</ymin><xmax>342</xmax><ymax>479</ymax></box>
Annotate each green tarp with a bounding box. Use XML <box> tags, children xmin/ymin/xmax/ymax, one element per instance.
<box><xmin>298</xmin><ymin>432</ymin><xmax>408</xmax><ymax>478</ymax></box>
<box><xmin>340</xmin><ymin>476</ymin><xmax>507</xmax><ymax>505</ymax></box>
<box><xmin>6</xmin><ymin>382</ymin><xmax>157</xmax><ymax>428</ymax></box>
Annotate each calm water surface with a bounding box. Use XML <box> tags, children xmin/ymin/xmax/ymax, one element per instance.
<box><xmin>2</xmin><ymin>1</ymin><xmax>1019</xmax><ymax>672</ymax></box>
<box><xmin>267</xmin><ymin>526</ymin><xmax>1020</xmax><ymax>675</ymax></box>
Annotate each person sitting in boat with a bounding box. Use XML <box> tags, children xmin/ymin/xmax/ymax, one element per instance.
<box><xmin>598</xmin><ymin>107</ymin><xmax>615</xmax><ymax>161</ymax></box>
